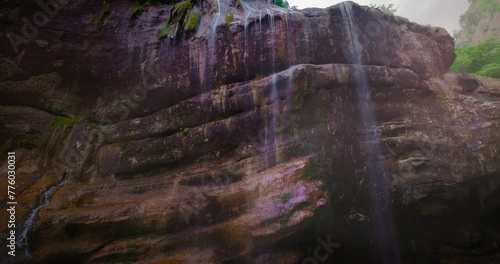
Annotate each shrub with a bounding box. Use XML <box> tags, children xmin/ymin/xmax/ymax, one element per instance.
<box><xmin>275</xmin><ymin>0</ymin><xmax>290</xmax><ymax>9</ymax></box>
<box><xmin>159</xmin><ymin>0</ymin><xmax>195</xmax><ymax>39</ymax></box>
<box><xmin>477</xmin><ymin>63</ymin><xmax>500</xmax><ymax>78</ymax></box>
<box><xmin>369</xmin><ymin>3</ymin><xmax>397</xmax><ymax>15</ymax></box>
<box><xmin>451</xmin><ymin>39</ymin><xmax>500</xmax><ymax>79</ymax></box>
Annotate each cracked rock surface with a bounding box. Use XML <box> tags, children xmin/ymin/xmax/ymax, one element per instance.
<box><xmin>0</xmin><ymin>0</ymin><xmax>500</xmax><ymax>263</ymax></box>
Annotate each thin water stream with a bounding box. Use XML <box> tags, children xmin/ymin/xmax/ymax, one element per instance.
<box><xmin>339</xmin><ymin>2</ymin><xmax>400</xmax><ymax>263</ymax></box>
<box><xmin>18</xmin><ymin>180</ymin><xmax>65</xmax><ymax>257</ymax></box>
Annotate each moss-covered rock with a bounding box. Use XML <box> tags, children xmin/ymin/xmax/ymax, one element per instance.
<box><xmin>159</xmin><ymin>0</ymin><xmax>197</xmax><ymax>39</ymax></box>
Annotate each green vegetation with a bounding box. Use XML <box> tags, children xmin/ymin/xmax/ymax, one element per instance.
<box><xmin>275</xmin><ymin>0</ymin><xmax>290</xmax><ymax>9</ymax></box>
<box><xmin>278</xmin><ymin>212</ymin><xmax>292</xmax><ymax>228</ymax></box>
<box><xmin>187</xmin><ymin>11</ymin><xmax>201</xmax><ymax>32</ymax></box>
<box><xmin>456</xmin><ymin>0</ymin><xmax>500</xmax><ymax>47</ymax></box>
<box><xmin>38</xmin><ymin>116</ymin><xmax>83</xmax><ymax>168</ymax></box>
<box><xmin>451</xmin><ymin>39</ymin><xmax>500</xmax><ymax>79</ymax></box>
<box><xmin>130</xmin><ymin>5</ymin><xmax>145</xmax><ymax>26</ymax></box>
<box><xmin>471</xmin><ymin>0</ymin><xmax>500</xmax><ymax>14</ymax></box>
<box><xmin>476</xmin><ymin>63</ymin><xmax>500</xmax><ymax>78</ymax></box>
<box><xmin>159</xmin><ymin>0</ymin><xmax>196</xmax><ymax>39</ymax></box>
<box><xmin>369</xmin><ymin>3</ymin><xmax>397</xmax><ymax>15</ymax></box>
<box><xmin>158</xmin><ymin>27</ymin><xmax>171</xmax><ymax>38</ymax></box>
<box><xmin>0</xmin><ymin>116</ymin><xmax>103</xmax><ymax>167</ymax></box>
<box><xmin>274</xmin><ymin>192</ymin><xmax>294</xmax><ymax>204</ymax></box>
<box><xmin>226</xmin><ymin>13</ymin><xmax>234</xmax><ymax>24</ymax></box>
<box><xmin>51</xmin><ymin>116</ymin><xmax>83</xmax><ymax>127</ymax></box>
<box><xmin>129</xmin><ymin>0</ymin><xmax>172</xmax><ymax>27</ymax></box>
<box><xmin>95</xmin><ymin>0</ymin><xmax>112</xmax><ymax>25</ymax></box>
<box><xmin>280</xmin><ymin>193</ymin><xmax>293</xmax><ymax>203</ymax></box>
<box><xmin>40</xmin><ymin>117</ymin><xmax>82</xmax><ymax>151</ymax></box>
<box><xmin>180</xmin><ymin>127</ymin><xmax>190</xmax><ymax>135</ymax></box>
<box><xmin>175</xmin><ymin>0</ymin><xmax>194</xmax><ymax>14</ymax></box>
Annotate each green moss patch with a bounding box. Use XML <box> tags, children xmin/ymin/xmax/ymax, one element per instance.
<box><xmin>51</xmin><ymin>116</ymin><xmax>83</xmax><ymax>127</ymax></box>
<box><xmin>94</xmin><ymin>0</ymin><xmax>112</xmax><ymax>25</ymax></box>
<box><xmin>38</xmin><ymin>116</ymin><xmax>83</xmax><ymax>168</ymax></box>
<box><xmin>280</xmin><ymin>193</ymin><xmax>293</xmax><ymax>203</ymax></box>
<box><xmin>186</xmin><ymin>10</ymin><xmax>200</xmax><ymax>32</ymax></box>
<box><xmin>159</xmin><ymin>0</ymin><xmax>199</xmax><ymax>39</ymax></box>
<box><xmin>226</xmin><ymin>13</ymin><xmax>234</xmax><ymax>24</ymax></box>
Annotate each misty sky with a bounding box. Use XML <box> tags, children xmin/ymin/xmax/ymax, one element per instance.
<box><xmin>287</xmin><ymin>0</ymin><xmax>470</xmax><ymax>33</ymax></box>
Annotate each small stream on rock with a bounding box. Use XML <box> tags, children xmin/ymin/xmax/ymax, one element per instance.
<box><xmin>205</xmin><ymin>0</ymin><xmax>222</xmax><ymax>93</ymax></box>
<box><xmin>340</xmin><ymin>2</ymin><xmax>400</xmax><ymax>263</ymax></box>
<box><xmin>18</xmin><ymin>180</ymin><xmax>65</xmax><ymax>257</ymax></box>
<box><xmin>240</xmin><ymin>0</ymin><xmax>289</xmax><ymax>167</ymax></box>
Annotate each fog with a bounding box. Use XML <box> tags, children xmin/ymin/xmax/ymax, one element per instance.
<box><xmin>287</xmin><ymin>0</ymin><xmax>470</xmax><ymax>33</ymax></box>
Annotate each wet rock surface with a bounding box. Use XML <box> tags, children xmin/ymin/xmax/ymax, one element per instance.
<box><xmin>0</xmin><ymin>0</ymin><xmax>499</xmax><ymax>263</ymax></box>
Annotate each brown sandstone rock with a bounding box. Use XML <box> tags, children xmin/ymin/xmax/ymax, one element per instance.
<box><xmin>0</xmin><ymin>1</ymin><xmax>499</xmax><ymax>263</ymax></box>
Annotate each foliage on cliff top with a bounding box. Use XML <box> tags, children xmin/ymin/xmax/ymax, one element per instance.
<box><xmin>275</xmin><ymin>0</ymin><xmax>290</xmax><ymax>9</ymax></box>
<box><xmin>455</xmin><ymin>0</ymin><xmax>500</xmax><ymax>47</ymax></box>
<box><xmin>369</xmin><ymin>3</ymin><xmax>397</xmax><ymax>15</ymax></box>
<box><xmin>451</xmin><ymin>39</ymin><xmax>500</xmax><ymax>79</ymax></box>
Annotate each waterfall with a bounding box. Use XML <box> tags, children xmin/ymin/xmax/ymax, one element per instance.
<box><xmin>215</xmin><ymin>0</ymin><xmax>221</xmax><ymax>30</ymax></box>
<box><xmin>267</xmin><ymin>8</ymin><xmax>275</xmax><ymax>65</ymax></box>
<box><xmin>267</xmin><ymin>7</ymin><xmax>279</xmax><ymax>166</ymax></box>
<box><xmin>241</xmin><ymin>0</ymin><xmax>257</xmax><ymax>80</ymax></box>
<box><xmin>18</xmin><ymin>180</ymin><xmax>65</xmax><ymax>256</ymax></box>
<box><xmin>244</xmin><ymin>11</ymin><xmax>250</xmax><ymax>79</ymax></box>
<box><xmin>284</xmin><ymin>11</ymin><xmax>293</xmax><ymax>112</ymax></box>
<box><xmin>239</xmin><ymin>0</ymin><xmax>293</xmax><ymax>166</ymax></box>
<box><xmin>206</xmin><ymin>0</ymin><xmax>222</xmax><ymax>93</ymax></box>
<box><xmin>339</xmin><ymin>2</ymin><xmax>400</xmax><ymax>263</ymax></box>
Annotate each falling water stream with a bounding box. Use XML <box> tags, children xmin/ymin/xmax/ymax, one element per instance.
<box><xmin>240</xmin><ymin>0</ymin><xmax>285</xmax><ymax>166</ymax></box>
<box><xmin>339</xmin><ymin>2</ymin><xmax>400</xmax><ymax>263</ymax></box>
<box><xmin>205</xmin><ymin>0</ymin><xmax>222</xmax><ymax>93</ymax></box>
<box><xmin>267</xmin><ymin>7</ymin><xmax>280</xmax><ymax>166</ymax></box>
<box><xmin>18</xmin><ymin>180</ymin><xmax>65</xmax><ymax>257</ymax></box>
<box><xmin>213</xmin><ymin>0</ymin><xmax>221</xmax><ymax>28</ymax></box>
<box><xmin>284</xmin><ymin>11</ymin><xmax>293</xmax><ymax>112</ymax></box>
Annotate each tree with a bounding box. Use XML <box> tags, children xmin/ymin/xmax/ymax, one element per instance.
<box><xmin>476</xmin><ymin>63</ymin><xmax>500</xmax><ymax>78</ymax></box>
<box><xmin>275</xmin><ymin>0</ymin><xmax>290</xmax><ymax>9</ymax></box>
<box><xmin>369</xmin><ymin>3</ymin><xmax>397</xmax><ymax>15</ymax></box>
<box><xmin>451</xmin><ymin>39</ymin><xmax>500</xmax><ymax>79</ymax></box>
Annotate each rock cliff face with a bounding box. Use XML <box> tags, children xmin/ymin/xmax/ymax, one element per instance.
<box><xmin>455</xmin><ymin>0</ymin><xmax>500</xmax><ymax>47</ymax></box>
<box><xmin>0</xmin><ymin>0</ymin><xmax>500</xmax><ymax>263</ymax></box>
